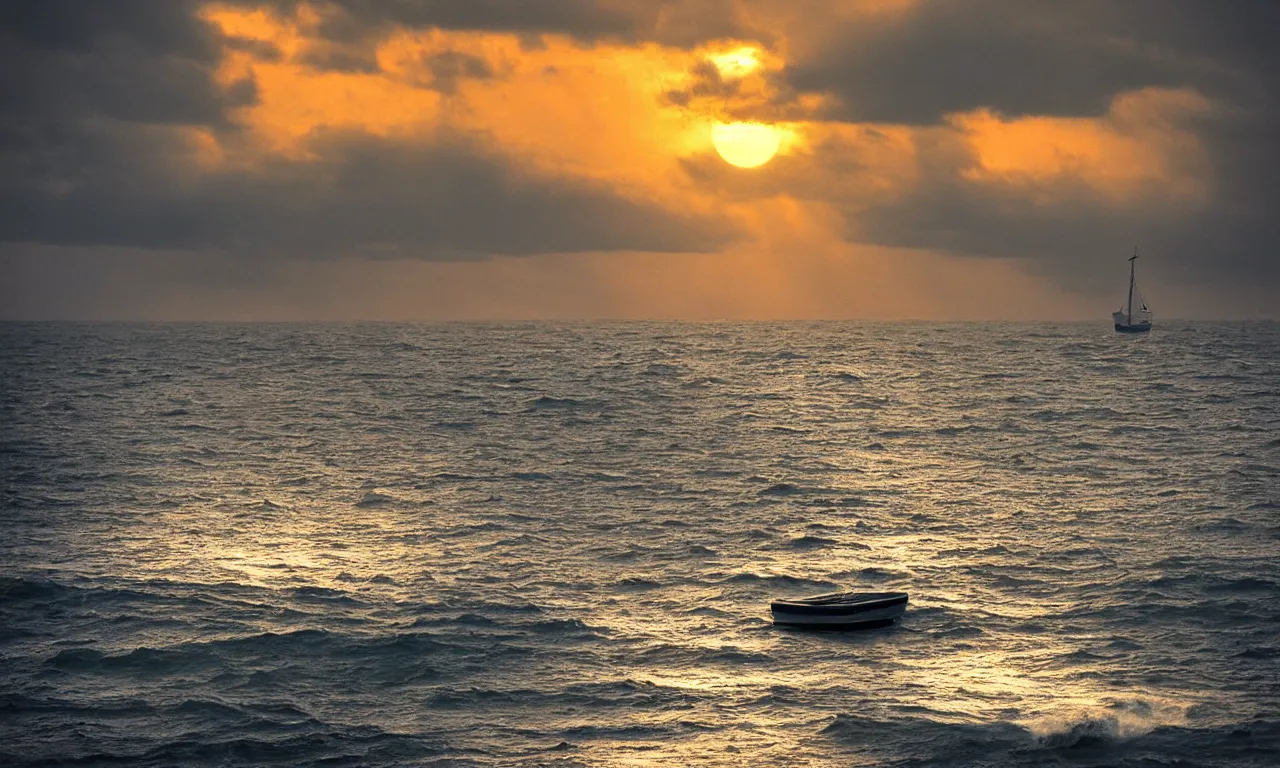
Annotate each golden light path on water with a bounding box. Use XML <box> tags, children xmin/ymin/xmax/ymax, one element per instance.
<box><xmin>170</xmin><ymin>515</ymin><xmax>1143</xmax><ymax>765</ymax></box>
<box><xmin>123</xmin><ymin>459</ymin><xmax>1186</xmax><ymax>764</ymax></box>
<box><xmin>6</xmin><ymin>322</ymin><xmax>1275</xmax><ymax>767</ymax></box>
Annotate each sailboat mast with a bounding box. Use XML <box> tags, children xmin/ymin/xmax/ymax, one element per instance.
<box><xmin>1127</xmin><ymin>248</ymin><xmax>1138</xmax><ymax>325</ymax></box>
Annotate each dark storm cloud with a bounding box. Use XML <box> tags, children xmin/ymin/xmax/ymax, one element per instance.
<box><xmin>0</xmin><ymin>126</ymin><xmax>735</xmax><ymax>257</ymax></box>
<box><xmin>236</xmin><ymin>0</ymin><xmax>765</xmax><ymax>55</ymax></box>
<box><xmin>0</xmin><ymin>0</ymin><xmax>738</xmax><ymax>260</ymax></box>
<box><xmin>751</xmin><ymin>0</ymin><xmax>1280</xmax><ymax>297</ymax></box>
<box><xmin>3</xmin><ymin>0</ymin><xmax>1276</xmax><ymax>310</ymax></box>
<box><xmin>0</xmin><ymin>35</ymin><xmax>254</xmax><ymax>128</ymax></box>
<box><xmin>781</xmin><ymin>0</ymin><xmax>1279</xmax><ymax>124</ymax></box>
<box><xmin>0</xmin><ymin>0</ymin><xmax>214</xmax><ymax>57</ymax></box>
<box><xmin>0</xmin><ymin>0</ymin><xmax>247</xmax><ymax>127</ymax></box>
<box><xmin>848</xmin><ymin>167</ymin><xmax>1222</xmax><ymax>296</ymax></box>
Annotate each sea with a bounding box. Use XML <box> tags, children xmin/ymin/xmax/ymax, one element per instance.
<box><xmin>1</xmin><ymin>321</ymin><xmax>1278</xmax><ymax>767</ymax></box>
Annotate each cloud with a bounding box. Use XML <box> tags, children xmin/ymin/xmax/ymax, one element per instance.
<box><xmin>2</xmin><ymin>0</ymin><xmax>1276</xmax><ymax>319</ymax></box>
<box><xmin>1</xmin><ymin>0</ymin><xmax>214</xmax><ymax>56</ymax></box>
<box><xmin>190</xmin><ymin>0</ymin><xmax>774</xmax><ymax>84</ymax></box>
<box><xmin>0</xmin><ymin>1</ymin><xmax>251</xmax><ymax>126</ymax></box>
<box><xmin>683</xmin><ymin>85</ymin><xmax>1278</xmax><ymax>299</ymax></box>
<box><xmin>675</xmin><ymin>0</ymin><xmax>1280</xmax><ymax>303</ymax></box>
<box><xmin>779</xmin><ymin>0</ymin><xmax>1278</xmax><ymax>124</ymax></box>
<box><xmin>221</xmin><ymin>0</ymin><xmax>767</xmax><ymax>58</ymax></box>
<box><xmin>419</xmin><ymin>50</ymin><xmax>495</xmax><ymax>93</ymax></box>
<box><xmin>1</xmin><ymin>2</ymin><xmax>740</xmax><ymax>260</ymax></box>
<box><xmin>0</xmin><ymin>126</ymin><xmax>737</xmax><ymax>256</ymax></box>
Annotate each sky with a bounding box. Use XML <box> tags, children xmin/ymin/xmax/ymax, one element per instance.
<box><xmin>1</xmin><ymin>0</ymin><xmax>1277</xmax><ymax>320</ymax></box>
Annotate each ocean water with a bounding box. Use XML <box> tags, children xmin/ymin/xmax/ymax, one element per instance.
<box><xmin>2</xmin><ymin>321</ymin><xmax>1278</xmax><ymax>767</ymax></box>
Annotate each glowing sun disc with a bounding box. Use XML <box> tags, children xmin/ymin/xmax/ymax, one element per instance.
<box><xmin>712</xmin><ymin>122</ymin><xmax>781</xmax><ymax>168</ymax></box>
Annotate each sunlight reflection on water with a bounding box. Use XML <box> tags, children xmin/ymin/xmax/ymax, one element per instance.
<box><xmin>1</xmin><ymin>321</ymin><xmax>1277</xmax><ymax>766</ymax></box>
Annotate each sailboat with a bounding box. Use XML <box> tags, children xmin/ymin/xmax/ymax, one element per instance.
<box><xmin>1113</xmin><ymin>249</ymin><xmax>1153</xmax><ymax>333</ymax></box>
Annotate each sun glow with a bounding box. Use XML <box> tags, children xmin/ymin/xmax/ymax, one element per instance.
<box><xmin>712</xmin><ymin>121</ymin><xmax>781</xmax><ymax>168</ymax></box>
<box><xmin>709</xmin><ymin>46</ymin><xmax>761</xmax><ymax>79</ymax></box>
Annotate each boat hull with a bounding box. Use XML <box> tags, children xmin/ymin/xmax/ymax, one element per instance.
<box><xmin>1113</xmin><ymin>306</ymin><xmax>1151</xmax><ymax>333</ymax></box>
<box><xmin>770</xmin><ymin>591</ymin><xmax>908</xmax><ymax>629</ymax></box>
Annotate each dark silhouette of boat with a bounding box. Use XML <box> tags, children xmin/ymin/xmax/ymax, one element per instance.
<box><xmin>770</xmin><ymin>591</ymin><xmax>908</xmax><ymax>629</ymax></box>
<box><xmin>1113</xmin><ymin>249</ymin><xmax>1153</xmax><ymax>333</ymax></box>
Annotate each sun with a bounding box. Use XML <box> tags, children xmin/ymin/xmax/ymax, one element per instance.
<box><xmin>712</xmin><ymin>122</ymin><xmax>781</xmax><ymax>168</ymax></box>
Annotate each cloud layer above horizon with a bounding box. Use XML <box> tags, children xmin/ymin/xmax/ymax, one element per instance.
<box><xmin>2</xmin><ymin>0</ymin><xmax>1277</xmax><ymax>319</ymax></box>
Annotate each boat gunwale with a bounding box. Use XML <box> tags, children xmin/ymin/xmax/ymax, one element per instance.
<box><xmin>769</xmin><ymin>591</ymin><xmax>908</xmax><ymax>615</ymax></box>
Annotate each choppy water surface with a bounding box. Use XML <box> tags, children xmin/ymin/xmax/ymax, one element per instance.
<box><xmin>2</xmin><ymin>321</ymin><xmax>1278</xmax><ymax>767</ymax></box>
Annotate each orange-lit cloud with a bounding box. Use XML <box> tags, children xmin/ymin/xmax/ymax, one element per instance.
<box><xmin>200</xmin><ymin>2</ymin><xmax>791</xmax><ymax>229</ymax></box>
<box><xmin>203</xmin><ymin>1</ymin><xmax>1212</xmax><ymax>247</ymax></box>
<box><xmin>203</xmin><ymin>4</ymin><xmax>446</xmax><ymax>154</ymax></box>
<box><xmin>953</xmin><ymin>88</ymin><xmax>1211</xmax><ymax>204</ymax></box>
<box><xmin>3</xmin><ymin>0</ymin><xmax>1277</xmax><ymax>319</ymax></box>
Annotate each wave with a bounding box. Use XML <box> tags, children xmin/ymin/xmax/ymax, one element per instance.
<box><xmin>6</xmin><ymin>322</ymin><xmax>1280</xmax><ymax>767</ymax></box>
<box><xmin>423</xmin><ymin>471</ymin><xmax>481</xmax><ymax>483</ymax></box>
<box><xmin>1195</xmin><ymin>516</ymin><xmax>1252</xmax><ymax>533</ymax></box>
<box><xmin>0</xmin><ymin>576</ymin><xmax>65</xmax><ymax>600</ymax></box>
<box><xmin>934</xmin><ymin>625</ymin><xmax>984</xmax><ymax>639</ymax></box>
<box><xmin>510</xmin><ymin>471</ymin><xmax>553</xmax><ymax>481</ymax></box>
<box><xmin>1235</xmin><ymin>646</ymin><xmax>1280</xmax><ymax>659</ymax></box>
<box><xmin>615</xmin><ymin>577</ymin><xmax>663</xmax><ymax>591</ymax></box>
<box><xmin>1030</xmin><ymin>406</ymin><xmax>1125</xmax><ymax>422</ymax></box>
<box><xmin>634</xmin><ymin>642</ymin><xmax>775</xmax><ymax>667</ymax></box>
<box><xmin>934</xmin><ymin>424</ymin><xmax>992</xmax><ymax>436</ymax></box>
<box><xmin>38</xmin><ymin>618</ymin><xmax>614</xmax><ymax>684</ymax></box>
<box><xmin>427</xmin><ymin>678</ymin><xmax>686</xmax><ymax>712</ymax></box>
<box><xmin>48</xmin><ymin>646</ymin><xmax>224</xmax><ymax>676</ymax></box>
<box><xmin>355</xmin><ymin>491</ymin><xmax>397</xmax><ymax>507</ymax></box>
<box><xmin>529</xmin><ymin>396</ymin><xmax>587</xmax><ymax>409</ymax></box>
<box><xmin>1024</xmin><ymin>698</ymin><xmax>1191</xmax><ymax>748</ymax></box>
<box><xmin>0</xmin><ymin>577</ymin><xmax>216</xmax><ymax>612</ymax></box>
<box><xmin>434</xmin><ymin>421</ymin><xmax>476</xmax><ymax>431</ymax></box>
<box><xmin>815</xmin><ymin>706</ymin><xmax>1280</xmax><ymax>766</ymax></box>
<box><xmin>1205</xmin><ymin>576</ymin><xmax>1277</xmax><ymax>592</ymax></box>
<box><xmin>87</xmin><ymin>728</ymin><xmax>443</xmax><ymax>768</ymax></box>
<box><xmin>767</xmin><ymin>425</ymin><xmax>810</xmax><ymax>434</ymax></box>
<box><xmin>717</xmin><ymin>572</ymin><xmax>833</xmax><ymax>590</ymax></box>
<box><xmin>0</xmin><ymin>692</ymin><xmax>157</xmax><ymax>718</ymax></box>
<box><xmin>642</xmin><ymin>363</ymin><xmax>682</xmax><ymax>377</ymax></box>
<box><xmin>784</xmin><ymin>535</ymin><xmax>837</xmax><ymax>550</ymax></box>
<box><xmin>819</xmin><ymin>712</ymin><xmax>1028</xmax><ymax>758</ymax></box>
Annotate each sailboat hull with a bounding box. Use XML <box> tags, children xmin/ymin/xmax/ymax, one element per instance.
<box><xmin>1112</xmin><ymin>309</ymin><xmax>1151</xmax><ymax>333</ymax></box>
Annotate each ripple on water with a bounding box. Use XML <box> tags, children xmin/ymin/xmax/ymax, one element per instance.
<box><xmin>2</xmin><ymin>321</ymin><xmax>1278</xmax><ymax>767</ymax></box>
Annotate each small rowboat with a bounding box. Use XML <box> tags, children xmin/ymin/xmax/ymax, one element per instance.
<box><xmin>770</xmin><ymin>591</ymin><xmax>908</xmax><ymax>629</ymax></box>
